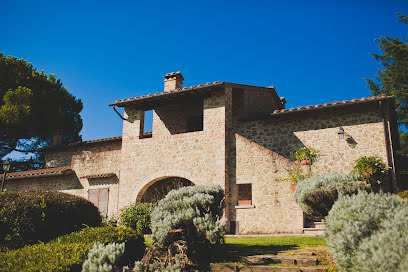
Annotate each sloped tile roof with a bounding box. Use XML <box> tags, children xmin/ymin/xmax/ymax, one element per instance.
<box><xmin>271</xmin><ymin>95</ymin><xmax>394</xmax><ymax>116</ymax></box>
<box><xmin>41</xmin><ymin>136</ymin><xmax>122</xmax><ymax>151</ymax></box>
<box><xmin>109</xmin><ymin>81</ymin><xmax>225</xmax><ymax>106</ymax></box>
<box><xmin>6</xmin><ymin>166</ymin><xmax>74</xmax><ymax>180</ymax></box>
<box><xmin>81</xmin><ymin>173</ymin><xmax>116</xmax><ymax>179</ymax></box>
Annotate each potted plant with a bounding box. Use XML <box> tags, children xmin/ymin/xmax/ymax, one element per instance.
<box><xmin>238</xmin><ymin>200</ymin><xmax>252</xmax><ymax>206</ymax></box>
<box><xmin>281</xmin><ymin>168</ymin><xmax>309</xmax><ymax>192</ymax></box>
<box><xmin>352</xmin><ymin>156</ymin><xmax>386</xmax><ymax>191</ymax></box>
<box><xmin>291</xmin><ymin>147</ymin><xmax>319</xmax><ymax>165</ymax></box>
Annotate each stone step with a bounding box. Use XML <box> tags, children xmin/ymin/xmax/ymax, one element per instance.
<box><xmin>210</xmin><ymin>263</ymin><xmax>327</xmax><ymax>272</ymax></box>
<box><xmin>244</xmin><ymin>255</ymin><xmax>318</xmax><ymax>266</ymax></box>
<box><xmin>303</xmin><ymin>228</ymin><xmax>325</xmax><ymax>236</ymax></box>
<box><xmin>305</xmin><ymin>222</ymin><xmax>325</xmax><ymax>228</ymax></box>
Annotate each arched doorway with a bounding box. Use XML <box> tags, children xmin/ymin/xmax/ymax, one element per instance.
<box><xmin>139</xmin><ymin>176</ymin><xmax>193</xmax><ymax>203</ymax></box>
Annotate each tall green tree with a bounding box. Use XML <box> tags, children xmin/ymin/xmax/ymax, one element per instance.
<box><xmin>0</xmin><ymin>53</ymin><xmax>83</xmax><ymax>170</ymax></box>
<box><xmin>366</xmin><ymin>14</ymin><xmax>408</xmax><ymax>154</ymax></box>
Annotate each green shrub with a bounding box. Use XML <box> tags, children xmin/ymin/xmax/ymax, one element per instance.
<box><xmin>294</xmin><ymin>173</ymin><xmax>368</xmax><ymax>216</ymax></box>
<box><xmin>352</xmin><ymin>156</ymin><xmax>386</xmax><ymax>190</ymax></box>
<box><xmin>0</xmin><ymin>191</ymin><xmax>102</xmax><ymax>250</ymax></box>
<box><xmin>0</xmin><ymin>226</ymin><xmax>144</xmax><ymax>272</ymax></box>
<box><xmin>397</xmin><ymin>190</ymin><xmax>408</xmax><ymax>200</ymax></box>
<box><xmin>120</xmin><ymin>203</ymin><xmax>155</xmax><ymax>234</ymax></box>
<box><xmin>325</xmin><ymin>192</ymin><xmax>408</xmax><ymax>271</ymax></box>
<box><xmin>351</xmin><ymin>207</ymin><xmax>408</xmax><ymax>272</ymax></box>
<box><xmin>281</xmin><ymin>167</ymin><xmax>309</xmax><ymax>184</ymax></box>
<box><xmin>82</xmin><ymin>242</ymin><xmax>125</xmax><ymax>272</ymax></box>
<box><xmin>290</xmin><ymin>147</ymin><xmax>319</xmax><ymax>163</ymax></box>
<box><xmin>140</xmin><ymin>185</ymin><xmax>226</xmax><ymax>270</ymax></box>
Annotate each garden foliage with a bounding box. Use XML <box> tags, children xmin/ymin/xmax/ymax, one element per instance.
<box><xmin>352</xmin><ymin>156</ymin><xmax>386</xmax><ymax>190</ymax></box>
<box><xmin>325</xmin><ymin>191</ymin><xmax>408</xmax><ymax>271</ymax></box>
<box><xmin>0</xmin><ymin>226</ymin><xmax>144</xmax><ymax>272</ymax></box>
<box><xmin>139</xmin><ymin>185</ymin><xmax>226</xmax><ymax>271</ymax></box>
<box><xmin>82</xmin><ymin>242</ymin><xmax>126</xmax><ymax>272</ymax></box>
<box><xmin>397</xmin><ymin>189</ymin><xmax>408</xmax><ymax>200</ymax></box>
<box><xmin>294</xmin><ymin>173</ymin><xmax>368</xmax><ymax>216</ymax></box>
<box><xmin>120</xmin><ymin>203</ymin><xmax>155</xmax><ymax>234</ymax></box>
<box><xmin>0</xmin><ymin>191</ymin><xmax>102</xmax><ymax>250</ymax></box>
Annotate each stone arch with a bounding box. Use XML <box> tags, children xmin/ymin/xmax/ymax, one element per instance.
<box><xmin>132</xmin><ymin>170</ymin><xmax>204</xmax><ymax>203</ymax></box>
<box><xmin>137</xmin><ymin>176</ymin><xmax>194</xmax><ymax>203</ymax></box>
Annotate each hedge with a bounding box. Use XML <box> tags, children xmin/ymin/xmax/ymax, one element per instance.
<box><xmin>0</xmin><ymin>191</ymin><xmax>102</xmax><ymax>250</ymax></box>
<box><xmin>0</xmin><ymin>226</ymin><xmax>145</xmax><ymax>272</ymax></box>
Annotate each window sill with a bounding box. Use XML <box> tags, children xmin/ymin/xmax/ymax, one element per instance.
<box><xmin>234</xmin><ymin>205</ymin><xmax>255</xmax><ymax>209</ymax></box>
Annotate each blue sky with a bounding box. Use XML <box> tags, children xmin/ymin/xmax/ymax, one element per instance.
<box><xmin>1</xmin><ymin>0</ymin><xmax>407</xmax><ymax>141</ymax></box>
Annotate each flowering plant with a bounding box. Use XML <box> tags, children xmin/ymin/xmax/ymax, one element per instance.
<box><xmin>353</xmin><ymin>156</ymin><xmax>386</xmax><ymax>180</ymax></box>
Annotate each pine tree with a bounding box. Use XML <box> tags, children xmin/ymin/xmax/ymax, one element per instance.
<box><xmin>366</xmin><ymin>14</ymin><xmax>408</xmax><ymax>154</ymax></box>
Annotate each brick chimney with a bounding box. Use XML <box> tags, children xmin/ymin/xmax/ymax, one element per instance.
<box><xmin>164</xmin><ymin>71</ymin><xmax>184</xmax><ymax>92</ymax></box>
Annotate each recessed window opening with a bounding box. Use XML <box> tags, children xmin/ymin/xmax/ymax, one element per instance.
<box><xmin>143</xmin><ymin>110</ymin><xmax>153</xmax><ymax>138</ymax></box>
<box><xmin>187</xmin><ymin>115</ymin><xmax>203</xmax><ymax>132</ymax></box>
<box><xmin>238</xmin><ymin>183</ymin><xmax>252</xmax><ymax>206</ymax></box>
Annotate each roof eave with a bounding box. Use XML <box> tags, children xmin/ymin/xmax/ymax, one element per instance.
<box><xmin>269</xmin><ymin>96</ymin><xmax>394</xmax><ymax>117</ymax></box>
<box><xmin>6</xmin><ymin>170</ymin><xmax>75</xmax><ymax>181</ymax></box>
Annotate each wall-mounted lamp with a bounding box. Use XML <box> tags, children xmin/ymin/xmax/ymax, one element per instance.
<box><xmin>337</xmin><ymin>127</ymin><xmax>357</xmax><ymax>148</ymax></box>
<box><xmin>337</xmin><ymin>127</ymin><xmax>345</xmax><ymax>139</ymax></box>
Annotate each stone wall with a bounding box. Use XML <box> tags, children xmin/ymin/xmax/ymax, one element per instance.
<box><xmin>6</xmin><ymin>149</ymin><xmax>122</xmax><ymax>218</ymax></box>
<box><xmin>153</xmin><ymin>98</ymin><xmax>203</xmax><ymax>135</ymax></box>
<box><xmin>118</xmin><ymin>92</ymin><xmax>227</xmax><ymax>213</ymax></box>
<box><xmin>45</xmin><ymin>141</ymin><xmax>122</xmax><ymax>168</ymax></box>
<box><xmin>230</xmin><ymin>133</ymin><xmax>304</xmax><ymax>234</ymax></box>
<box><xmin>242</xmin><ymin>88</ymin><xmax>281</xmax><ymax>119</ymax></box>
<box><xmin>4</xmin><ymin>175</ymin><xmax>83</xmax><ymax>196</ymax></box>
<box><xmin>235</xmin><ymin>106</ymin><xmax>388</xmax><ymax>175</ymax></box>
<box><xmin>71</xmin><ymin>150</ymin><xmax>121</xmax><ymax>217</ymax></box>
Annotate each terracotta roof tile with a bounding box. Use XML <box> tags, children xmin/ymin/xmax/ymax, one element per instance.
<box><xmin>41</xmin><ymin>136</ymin><xmax>122</xmax><ymax>151</ymax></box>
<box><xmin>271</xmin><ymin>95</ymin><xmax>393</xmax><ymax>116</ymax></box>
<box><xmin>6</xmin><ymin>166</ymin><xmax>73</xmax><ymax>179</ymax></box>
<box><xmin>109</xmin><ymin>81</ymin><xmax>225</xmax><ymax>106</ymax></box>
<box><xmin>81</xmin><ymin>173</ymin><xmax>116</xmax><ymax>179</ymax></box>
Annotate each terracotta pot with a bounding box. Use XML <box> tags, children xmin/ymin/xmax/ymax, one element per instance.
<box><xmin>301</xmin><ymin>159</ymin><xmax>311</xmax><ymax>165</ymax></box>
<box><xmin>238</xmin><ymin>200</ymin><xmax>252</xmax><ymax>206</ymax></box>
<box><xmin>291</xmin><ymin>183</ymin><xmax>296</xmax><ymax>192</ymax></box>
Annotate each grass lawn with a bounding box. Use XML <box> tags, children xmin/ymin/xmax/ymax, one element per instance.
<box><xmin>212</xmin><ymin>236</ymin><xmax>326</xmax><ymax>263</ymax></box>
<box><xmin>144</xmin><ymin>236</ymin><xmax>327</xmax><ymax>263</ymax></box>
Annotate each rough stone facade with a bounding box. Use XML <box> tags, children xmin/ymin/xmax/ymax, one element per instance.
<box><xmin>4</xmin><ymin>73</ymin><xmax>399</xmax><ymax>234</ymax></box>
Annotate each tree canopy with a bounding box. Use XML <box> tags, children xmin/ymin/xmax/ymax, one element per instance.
<box><xmin>0</xmin><ymin>53</ymin><xmax>83</xmax><ymax>170</ymax></box>
<box><xmin>366</xmin><ymin>14</ymin><xmax>408</xmax><ymax>154</ymax></box>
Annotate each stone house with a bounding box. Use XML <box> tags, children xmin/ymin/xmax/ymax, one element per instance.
<box><xmin>4</xmin><ymin>72</ymin><xmax>399</xmax><ymax>234</ymax></box>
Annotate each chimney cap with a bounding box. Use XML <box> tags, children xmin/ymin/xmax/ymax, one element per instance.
<box><xmin>164</xmin><ymin>71</ymin><xmax>184</xmax><ymax>80</ymax></box>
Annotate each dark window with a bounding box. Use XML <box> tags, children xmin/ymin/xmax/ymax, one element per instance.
<box><xmin>237</xmin><ymin>183</ymin><xmax>252</xmax><ymax>205</ymax></box>
<box><xmin>187</xmin><ymin>116</ymin><xmax>203</xmax><ymax>132</ymax></box>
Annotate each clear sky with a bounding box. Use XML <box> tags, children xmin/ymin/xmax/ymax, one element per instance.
<box><xmin>1</xmin><ymin>0</ymin><xmax>408</xmax><ymax>141</ymax></box>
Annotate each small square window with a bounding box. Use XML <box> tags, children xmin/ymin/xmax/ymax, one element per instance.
<box><xmin>237</xmin><ymin>183</ymin><xmax>252</xmax><ymax>206</ymax></box>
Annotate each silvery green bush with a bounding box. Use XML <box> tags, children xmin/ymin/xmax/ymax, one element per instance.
<box><xmin>151</xmin><ymin>185</ymin><xmax>226</xmax><ymax>247</ymax></box>
<box><xmin>352</xmin><ymin>207</ymin><xmax>408</xmax><ymax>272</ymax></box>
<box><xmin>325</xmin><ymin>191</ymin><xmax>408</xmax><ymax>271</ymax></box>
<box><xmin>82</xmin><ymin>242</ymin><xmax>125</xmax><ymax>272</ymax></box>
<box><xmin>294</xmin><ymin>173</ymin><xmax>367</xmax><ymax>215</ymax></box>
<box><xmin>139</xmin><ymin>185</ymin><xmax>226</xmax><ymax>271</ymax></box>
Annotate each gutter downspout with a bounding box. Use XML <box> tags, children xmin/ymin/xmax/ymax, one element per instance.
<box><xmin>379</xmin><ymin>101</ymin><xmax>397</xmax><ymax>192</ymax></box>
<box><xmin>112</xmin><ymin>105</ymin><xmax>128</xmax><ymax>121</ymax></box>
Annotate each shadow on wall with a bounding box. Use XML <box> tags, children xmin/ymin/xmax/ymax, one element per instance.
<box><xmin>234</xmin><ymin>109</ymin><xmax>377</xmax><ymax>160</ymax></box>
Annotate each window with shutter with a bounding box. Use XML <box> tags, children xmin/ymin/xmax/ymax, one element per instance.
<box><xmin>88</xmin><ymin>188</ymin><xmax>109</xmax><ymax>217</ymax></box>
